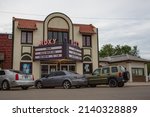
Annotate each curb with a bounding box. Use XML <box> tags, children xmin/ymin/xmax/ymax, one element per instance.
<box><xmin>125</xmin><ymin>82</ymin><xmax>150</xmax><ymax>87</ymax></box>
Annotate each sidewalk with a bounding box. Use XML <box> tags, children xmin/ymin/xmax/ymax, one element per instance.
<box><xmin>126</xmin><ymin>82</ymin><xmax>150</xmax><ymax>86</ymax></box>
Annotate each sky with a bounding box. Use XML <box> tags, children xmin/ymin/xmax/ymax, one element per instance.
<box><xmin>0</xmin><ymin>0</ymin><xmax>150</xmax><ymax>59</ymax></box>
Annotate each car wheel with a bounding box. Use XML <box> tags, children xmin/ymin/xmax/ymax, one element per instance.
<box><xmin>118</xmin><ymin>82</ymin><xmax>124</xmax><ymax>87</ymax></box>
<box><xmin>63</xmin><ymin>81</ymin><xmax>71</xmax><ymax>89</ymax></box>
<box><xmin>109</xmin><ymin>79</ymin><xmax>118</xmax><ymax>87</ymax></box>
<box><xmin>2</xmin><ymin>81</ymin><xmax>10</xmax><ymax>90</ymax></box>
<box><xmin>21</xmin><ymin>86</ymin><xmax>29</xmax><ymax>90</ymax></box>
<box><xmin>36</xmin><ymin>81</ymin><xmax>43</xmax><ymax>89</ymax></box>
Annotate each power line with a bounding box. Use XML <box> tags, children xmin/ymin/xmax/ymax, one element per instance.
<box><xmin>0</xmin><ymin>10</ymin><xmax>46</xmax><ymax>17</ymax></box>
<box><xmin>0</xmin><ymin>10</ymin><xmax>150</xmax><ymax>20</ymax></box>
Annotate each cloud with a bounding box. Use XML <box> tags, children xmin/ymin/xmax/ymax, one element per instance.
<box><xmin>0</xmin><ymin>0</ymin><xmax>150</xmax><ymax>59</ymax></box>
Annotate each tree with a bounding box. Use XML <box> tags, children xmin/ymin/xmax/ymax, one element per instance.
<box><xmin>99</xmin><ymin>44</ymin><xmax>139</xmax><ymax>57</ymax></box>
<box><xmin>99</xmin><ymin>44</ymin><xmax>115</xmax><ymax>57</ymax></box>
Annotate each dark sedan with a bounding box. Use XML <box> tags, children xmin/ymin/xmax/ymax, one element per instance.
<box><xmin>35</xmin><ymin>71</ymin><xmax>87</xmax><ymax>89</ymax></box>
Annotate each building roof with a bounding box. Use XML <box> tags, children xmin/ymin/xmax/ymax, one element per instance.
<box><xmin>13</xmin><ymin>18</ymin><xmax>42</xmax><ymax>30</ymax></box>
<box><xmin>14</xmin><ymin>17</ymin><xmax>96</xmax><ymax>33</ymax></box>
<box><xmin>100</xmin><ymin>54</ymin><xmax>149</xmax><ymax>63</ymax></box>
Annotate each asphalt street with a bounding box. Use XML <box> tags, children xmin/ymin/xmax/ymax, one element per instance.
<box><xmin>0</xmin><ymin>85</ymin><xmax>150</xmax><ymax>100</ymax></box>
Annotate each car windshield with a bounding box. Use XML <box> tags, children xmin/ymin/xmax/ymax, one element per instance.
<box><xmin>119</xmin><ymin>66</ymin><xmax>126</xmax><ymax>72</ymax></box>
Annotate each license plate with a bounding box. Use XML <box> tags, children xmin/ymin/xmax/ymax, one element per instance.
<box><xmin>24</xmin><ymin>75</ymin><xmax>28</xmax><ymax>79</ymax></box>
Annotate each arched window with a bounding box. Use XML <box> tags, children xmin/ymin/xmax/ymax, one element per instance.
<box><xmin>21</xmin><ymin>55</ymin><xmax>32</xmax><ymax>60</ymax></box>
<box><xmin>83</xmin><ymin>56</ymin><xmax>92</xmax><ymax>61</ymax></box>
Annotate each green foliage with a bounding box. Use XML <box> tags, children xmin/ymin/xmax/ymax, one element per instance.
<box><xmin>147</xmin><ymin>63</ymin><xmax>150</xmax><ymax>75</ymax></box>
<box><xmin>99</xmin><ymin>44</ymin><xmax>139</xmax><ymax>57</ymax></box>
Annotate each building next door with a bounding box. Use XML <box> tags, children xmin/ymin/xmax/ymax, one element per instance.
<box><xmin>0</xmin><ymin>61</ymin><xmax>2</xmax><ymax>69</ymax></box>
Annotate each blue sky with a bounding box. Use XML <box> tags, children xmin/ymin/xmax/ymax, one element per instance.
<box><xmin>0</xmin><ymin>0</ymin><xmax>150</xmax><ymax>59</ymax></box>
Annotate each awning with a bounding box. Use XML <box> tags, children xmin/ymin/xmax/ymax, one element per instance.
<box><xmin>17</xmin><ymin>19</ymin><xmax>37</xmax><ymax>30</ymax></box>
<box><xmin>0</xmin><ymin>53</ymin><xmax>4</xmax><ymax>60</ymax></box>
<box><xmin>75</xmin><ymin>24</ymin><xmax>96</xmax><ymax>34</ymax></box>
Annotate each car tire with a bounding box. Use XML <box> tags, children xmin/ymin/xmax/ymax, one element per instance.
<box><xmin>2</xmin><ymin>81</ymin><xmax>10</xmax><ymax>90</ymax></box>
<box><xmin>63</xmin><ymin>81</ymin><xmax>71</xmax><ymax>89</ymax></box>
<box><xmin>35</xmin><ymin>81</ymin><xmax>43</xmax><ymax>89</ymax></box>
<box><xmin>109</xmin><ymin>79</ymin><xmax>118</xmax><ymax>87</ymax></box>
<box><xmin>21</xmin><ymin>86</ymin><xmax>29</xmax><ymax>90</ymax></box>
<box><xmin>118</xmin><ymin>82</ymin><xmax>124</xmax><ymax>87</ymax></box>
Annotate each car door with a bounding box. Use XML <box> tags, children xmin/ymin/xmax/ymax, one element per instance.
<box><xmin>53</xmin><ymin>71</ymin><xmax>66</xmax><ymax>86</ymax></box>
<box><xmin>42</xmin><ymin>72</ymin><xmax>55</xmax><ymax>87</ymax></box>
<box><xmin>46</xmin><ymin>72</ymin><xmax>65</xmax><ymax>87</ymax></box>
<box><xmin>88</xmin><ymin>68</ymin><xmax>101</xmax><ymax>85</ymax></box>
<box><xmin>101</xmin><ymin>67</ymin><xmax>110</xmax><ymax>83</ymax></box>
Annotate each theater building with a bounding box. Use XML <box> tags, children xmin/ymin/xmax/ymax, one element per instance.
<box><xmin>12</xmin><ymin>12</ymin><xmax>99</xmax><ymax>79</ymax></box>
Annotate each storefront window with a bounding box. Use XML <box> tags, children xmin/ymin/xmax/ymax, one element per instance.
<box><xmin>60</xmin><ymin>64</ymin><xmax>76</xmax><ymax>72</ymax></box>
<box><xmin>69</xmin><ymin>65</ymin><xmax>75</xmax><ymax>72</ymax></box>
<box><xmin>61</xmin><ymin>65</ymin><xmax>68</xmax><ymax>71</ymax></box>
<box><xmin>49</xmin><ymin>65</ymin><xmax>57</xmax><ymax>72</ymax></box>
<box><xmin>40</xmin><ymin>64</ymin><xmax>76</xmax><ymax>77</ymax></box>
<box><xmin>41</xmin><ymin>65</ymin><xmax>48</xmax><ymax>77</ymax></box>
<box><xmin>83</xmin><ymin>63</ymin><xmax>92</xmax><ymax>74</ymax></box>
<box><xmin>132</xmin><ymin>68</ymin><xmax>144</xmax><ymax>76</ymax></box>
<box><xmin>20</xmin><ymin>62</ymin><xmax>32</xmax><ymax>74</ymax></box>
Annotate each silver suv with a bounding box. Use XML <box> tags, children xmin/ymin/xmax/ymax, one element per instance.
<box><xmin>0</xmin><ymin>69</ymin><xmax>34</xmax><ymax>90</ymax></box>
<box><xmin>87</xmin><ymin>65</ymin><xmax>129</xmax><ymax>87</ymax></box>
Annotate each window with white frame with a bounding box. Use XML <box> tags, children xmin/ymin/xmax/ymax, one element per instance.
<box><xmin>132</xmin><ymin>68</ymin><xmax>144</xmax><ymax>76</ymax></box>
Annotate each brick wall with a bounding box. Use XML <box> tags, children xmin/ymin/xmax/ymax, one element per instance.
<box><xmin>0</xmin><ymin>34</ymin><xmax>12</xmax><ymax>69</ymax></box>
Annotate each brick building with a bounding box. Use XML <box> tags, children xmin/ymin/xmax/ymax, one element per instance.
<box><xmin>0</xmin><ymin>33</ymin><xmax>12</xmax><ymax>69</ymax></box>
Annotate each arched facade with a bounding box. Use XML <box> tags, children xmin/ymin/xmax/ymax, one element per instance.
<box><xmin>13</xmin><ymin>12</ymin><xmax>99</xmax><ymax>79</ymax></box>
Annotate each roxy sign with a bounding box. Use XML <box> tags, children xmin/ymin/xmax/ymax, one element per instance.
<box><xmin>39</xmin><ymin>39</ymin><xmax>57</xmax><ymax>46</ymax></box>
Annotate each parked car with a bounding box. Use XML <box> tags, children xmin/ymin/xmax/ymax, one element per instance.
<box><xmin>35</xmin><ymin>71</ymin><xmax>87</xmax><ymax>89</ymax></box>
<box><xmin>87</xmin><ymin>65</ymin><xmax>129</xmax><ymax>87</ymax></box>
<box><xmin>0</xmin><ymin>69</ymin><xmax>34</xmax><ymax>90</ymax></box>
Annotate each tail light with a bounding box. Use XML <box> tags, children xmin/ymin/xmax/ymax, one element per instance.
<box><xmin>15</xmin><ymin>74</ymin><xmax>19</xmax><ymax>80</ymax></box>
<box><xmin>32</xmin><ymin>75</ymin><xmax>34</xmax><ymax>80</ymax></box>
<box><xmin>118</xmin><ymin>72</ymin><xmax>122</xmax><ymax>77</ymax></box>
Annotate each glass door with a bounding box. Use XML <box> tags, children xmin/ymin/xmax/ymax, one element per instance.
<box><xmin>49</xmin><ymin>65</ymin><xmax>57</xmax><ymax>72</ymax></box>
<box><xmin>61</xmin><ymin>65</ymin><xmax>68</xmax><ymax>71</ymax></box>
<box><xmin>41</xmin><ymin>65</ymin><xmax>48</xmax><ymax>77</ymax></box>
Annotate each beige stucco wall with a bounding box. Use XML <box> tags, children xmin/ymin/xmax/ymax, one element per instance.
<box><xmin>73</xmin><ymin>26</ymin><xmax>82</xmax><ymax>47</ymax></box>
<box><xmin>74</xmin><ymin>25</ymin><xmax>99</xmax><ymax>72</ymax></box>
<box><xmin>48</xmin><ymin>17</ymin><xmax>69</xmax><ymax>29</ymax></box>
<box><xmin>91</xmin><ymin>29</ymin><xmax>98</xmax><ymax>71</ymax></box>
<box><xmin>109</xmin><ymin>61</ymin><xmax>147</xmax><ymax>82</ymax></box>
<box><xmin>32</xmin><ymin>22</ymin><xmax>43</xmax><ymax>79</ymax></box>
<box><xmin>33</xmin><ymin>22</ymin><xmax>43</xmax><ymax>46</ymax></box>
<box><xmin>13</xmin><ymin>21</ymin><xmax>22</xmax><ymax>70</ymax></box>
